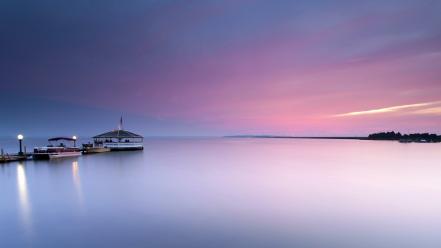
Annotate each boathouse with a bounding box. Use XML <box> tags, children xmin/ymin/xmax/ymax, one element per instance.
<box><xmin>93</xmin><ymin>119</ymin><xmax>144</xmax><ymax>151</ymax></box>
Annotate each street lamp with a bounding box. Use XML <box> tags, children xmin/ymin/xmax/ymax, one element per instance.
<box><xmin>72</xmin><ymin>136</ymin><xmax>77</xmax><ymax>147</ymax></box>
<box><xmin>17</xmin><ymin>134</ymin><xmax>24</xmax><ymax>156</ymax></box>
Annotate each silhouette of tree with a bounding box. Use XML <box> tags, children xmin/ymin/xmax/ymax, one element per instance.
<box><xmin>368</xmin><ymin>131</ymin><xmax>441</xmax><ymax>142</ymax></box>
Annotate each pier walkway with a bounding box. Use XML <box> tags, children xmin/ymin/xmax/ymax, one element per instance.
<box><xmin>0</xmin><ymin>153</ymin><xmax>32</xmax><ymax>163</ymax></box>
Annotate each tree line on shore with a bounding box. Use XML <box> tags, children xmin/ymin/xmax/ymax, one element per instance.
<box><xmin>368</xmin><ymin>131</ymin><xmax>441</xmax><ymax>143</ymax></box>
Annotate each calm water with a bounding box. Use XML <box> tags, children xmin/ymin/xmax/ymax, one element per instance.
<box><xmin>1</xmin><ymin>138</ymin><xmax>441</xmax><ymax>248</ymax></box>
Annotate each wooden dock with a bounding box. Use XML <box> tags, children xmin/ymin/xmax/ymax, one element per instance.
<box><xmin>0</xmin><ymin>153</ymin><xmax>32</xmax><ymax>163</ymax></box>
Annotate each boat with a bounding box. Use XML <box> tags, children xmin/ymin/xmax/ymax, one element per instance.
<box><xmin>82</xmin><ymin>143</ymin><xmax>110</xmax><ymax>154</ymax></box>
<box><xmin>92</xmin><ymin>117</ymin><xmax>144</xmax><ymax>151</ymax></box>
<box><xmin>33</xmin><ymin>137</ymin><xmax>82</xmax><ymax>160</ymax></box>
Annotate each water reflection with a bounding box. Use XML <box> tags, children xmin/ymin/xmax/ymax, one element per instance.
<box><xmin>1</xmin><ymin>139</ymin><xmax>441</xmax><ymax>247</ymax></box>
<box><xmin>72</xmin><ymin>160</ymin><xmax>84</xmax><ymax>210</ymax></box>
<box><xmin>16</xmin><ymin>162</ymin><xmax>33</xmax><ymax>235</ymax></box>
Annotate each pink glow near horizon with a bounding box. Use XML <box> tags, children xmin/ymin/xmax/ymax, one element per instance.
<box><xmin>129</xmin><ymin>38</ymin><xmax>441</xmax><ymax>135</ymax></box>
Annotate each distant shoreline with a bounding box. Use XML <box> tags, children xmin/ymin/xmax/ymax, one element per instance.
<box><xmin>225</xmin><ymin>134</ymin><xmax>441</xmax><ymax>143</ymax></box>
<box><xmin>225</xmin><ymin>135</ymin><xmax>367</xmax><ymax>140</ymax></box>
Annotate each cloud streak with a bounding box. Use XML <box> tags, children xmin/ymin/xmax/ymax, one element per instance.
<box><xmin>335</xmin><ymin>101</ymin><xmax>441</xmax><ymax>117</ymax></box>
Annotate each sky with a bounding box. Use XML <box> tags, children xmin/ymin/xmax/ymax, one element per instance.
<box><xmin>1</xmin><ymin>0</ymin><xmax>440</xmax><ymax>137</ymax></box>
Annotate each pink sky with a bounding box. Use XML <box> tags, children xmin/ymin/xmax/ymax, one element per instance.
<box><xmin>1</xmin><ymin>0</ymin><xmax>440</xmax><ymax>135</ymax></box>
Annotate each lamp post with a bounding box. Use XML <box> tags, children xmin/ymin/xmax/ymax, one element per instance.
<box><xmin>72</xmin><ymin>136</ymin><xmax>77</xmax><ymax>147</ymax></box>
<box><xmin>17</xmin><ymin>134</ymin><xmax>24</xmax><ymax>156</ymax></box>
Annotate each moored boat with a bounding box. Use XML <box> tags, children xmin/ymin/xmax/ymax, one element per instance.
<box><xmin>33</xmin><ymin>137</ymin><xmax>81</xmax><ymax>160</ymax></box>
<box><xmin>82</xmin><ymin>143</ymin><xmax>111</xmax><ymax>154</ymax></box>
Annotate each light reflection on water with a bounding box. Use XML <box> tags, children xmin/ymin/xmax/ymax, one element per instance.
<box><xmin>16</xmin><ymin>162</ymin><xmax>33</xmax><ymax>237</ymax></box>
<box><xmin>0</xmin><ymin>138</ymin><xmax>441</xmax><ymax>248</ymax></box>
<box><xmin>72</xmin><ymin>160</ymin><xmax>84</xmax><ymax>210</ymax></box>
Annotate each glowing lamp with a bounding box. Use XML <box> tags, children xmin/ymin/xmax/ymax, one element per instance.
<box><xmin>17</xmin><ymin>134</ymin><xmax>24</xmax><ymax>155</ymax></box>
<box><xmin>72</xmin><ymin>136</ymin><xmax>77</xmax><ymax>147</ymax></box>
